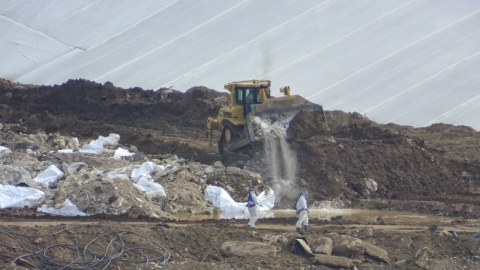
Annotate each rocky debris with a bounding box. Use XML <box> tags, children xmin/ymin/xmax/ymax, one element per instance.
<box><xmin>0</xmin><ymin>123</ymin><xmax>269</xmax><ymax>218</ymax></box>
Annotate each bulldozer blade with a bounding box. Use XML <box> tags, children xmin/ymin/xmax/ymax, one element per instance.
<box><xmin>249</xmin><ymin>95</ymin><xmax>324</xmax><ymax>128</ymax></box>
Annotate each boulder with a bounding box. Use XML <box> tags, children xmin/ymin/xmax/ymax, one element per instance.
<box><xmin>330</xmin><ymin>234</ymin><xmax>366</xmax><ymax>257</ymax></box>
<box><xmin>312</xmin><ymin>254</ymin><xmax>355</xmax><ymax>269</ymax></box>
<box><xmin>312</xmin><ymin>237</ymin><xmax>333</xmax><ymax>256</ymax></box>
<box><xmin>365</xmin><ymin>242</ymin><xmax>389</xmax><ymax>263</ymax></box>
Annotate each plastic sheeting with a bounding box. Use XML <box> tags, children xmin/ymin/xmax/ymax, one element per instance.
<box><xmin>34</xmin><ymin>165</ymin><xmax>64</xmax><ymax>185</ymax></box>
<box><xmin>131</xmin><ymin>161</ymin><xmax>156</xmax><ymax>183</ymax></box>
<box><xmin>58</xmin><ymin>149</ymin><xmax>74</xmax><ymax>154</ymax></box>
<box><xmin>38</xmin><ymin>199</ymin><xmax>86</xmax><ymax>216</ymax></box>
<box><xmin>131</xmin><ymin>161</ymin><xmax>167</xmax><ymax>198</ymax></box>
<box><xmin>0</xmin><ymin>146</ymin><xmax>11</xmax><ymax>154</ymax></box>
<box><xmin>0</xmin><ymin>184</ymin><xmax>45</xmax><ymax>209</ymax></box>
<box><xmin>134</xmin><ymin>178</ymin><xmax>166</xmax><ymax>198</ymax></box>
<box><xmin>204</xmin><ymin>185</ymin><xmax>275</xmax><ymax>213</ymax></box>
<box><xmin>107</xmin><ymin>168</ymin><xmax>130</xmax><ymax>181</ymax></box>
<box><xmin>114</xmin><ymin>147</ymin><xmax>135</xmax><ymax>159</ymax></box>
<box><xmin>79</xmin><ymin>133</ymin><xmax>120</xmax><ymax>155</ymax></box>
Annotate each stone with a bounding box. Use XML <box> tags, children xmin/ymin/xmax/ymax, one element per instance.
<box><xmin>312</xmin><ymin>237</ymin><xmax>333</xmax><ymax>256</ymax></box>
<box><xmin>312</xmin><ymin>254</ymin><xmax>354</xmax><ymax>269</ymax></box>
<box><xmin>204</xmin><ymin>166</ymin><xmax>214</xmax><ymax>174</ymax></box>
<box><xmin>111</xmin><ymin>196</ymin><xmax>124</xmax><ymax>208</ymax></box>
<box><xmin>330</xmin><ymin>234</ymin><xmax>366</xmax><ymax>258</ymax></box>
<box><xmin>225</xmin><ymin>167</ymin><xmax>241</xmax><ymax>175</ymax></box>
<box><xmin>399</xmin><ymin>236</ymin><xmax>413</xmax><ymax>248</ymax></box>
<box><xmin>360</xmin><ymin>227</ymin><xmax>374</xmax><ymax>238</ymax></box>
<box><xmin>128</xmin><ymin>205</ymin><xmax>144</xmax><ymax>219</ymax></box>
<box><xmin>164</xmin><ymin>203</ymin><xmax>174</xmax><ymax>213</ymax></box>
<box><xmin>363</xmin><ymin>178</ymin><xmax>378</xmax><ymax>191</ymax></box>
<box><xmin>213</xmin><ymin>161</ymin><xmax>224</xmax><ymax>169</ymax></box>
<box><xmin>365</xmin><ymin>242</ymin><xmax>389</xmax><ymax>263</ymax></box>
<box><xmin>414</xmin><ymin>247</ymin><xmax>434</xmax><ymax>269</ymax></box>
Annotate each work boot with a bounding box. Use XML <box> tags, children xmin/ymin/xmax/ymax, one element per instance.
<box><xmin>296</xmin><ymin>227</ymin><xmax>301</xmax><ymax>232</ymax></box>
<box><xmin>304</xmin><ymin>225</ymin><xmax>309</xmax><ymax>232</ymax></box>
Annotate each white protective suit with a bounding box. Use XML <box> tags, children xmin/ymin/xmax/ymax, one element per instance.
<box><xmin>295</xmin><ymin>193</ymin><xmax>309</xmax><ymax>229</ymax></box>
<box><xmin>246</xmin><ymin>190</ymin><xmax>259</xmax><ymax>228</ymax></box>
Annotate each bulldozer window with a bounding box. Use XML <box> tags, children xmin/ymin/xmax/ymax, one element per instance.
<box><xmin>245</xmin><ymin>88</ymin><xmax>262</xmax><ymax>103</ymax></box>
<box><xmin>246</xmin><ymin>90</ymin><xmax>254</xmax><ymax>103</ymax></box>
<box><xmin>235</xmin><ymin>88</ymin><xmax>245</xmax><ymax>104</ymax></box>
<box><xmin>235</xmin><ymin>87</ymin><xmax>262</xmax><ymax>106</ymax></box>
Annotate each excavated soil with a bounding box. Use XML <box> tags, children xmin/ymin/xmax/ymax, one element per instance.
<box><xmin>1</xmin><ymin>78</ymin><xmax>480</xmax><ymax>269</ymax></box>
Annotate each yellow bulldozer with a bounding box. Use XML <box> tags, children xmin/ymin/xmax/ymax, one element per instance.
<box><xmin>207</xmin><ymin>79</ymin><xmax>325</xmax><ymax>160</ymax></box>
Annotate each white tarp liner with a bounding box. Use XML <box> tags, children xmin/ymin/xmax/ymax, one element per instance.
<box><xmin>133</xmin><ymin>177</ymin><xmax>166</xmax><ymax>198</ymax></box>
<box><xmin>107</xmin><ymin>168</ymin><xmax>129</xmax><ymax>180</ymax></box>
<box><xmin>0</xmin><ymin>146</ymin><xmax>11</xmax><ymax>154</ymax></box>
<box><xmin>130</xmin><ymin>161</ymin><xmax>167</xmax><ymax>198</ymax></box>
<box><xmin>68</xmin><ymin>162</ymin><xmax>87</xmax><ymax>172</ymax></box>
<box><xmin>34</xmin><ymin>165</ymin><xmax>64</xmax><ymax>185</ymax></box>
<box><xmin>204</xmin><ymin>185</ymin><xmax>275</xmax><ymax>213</ymax></box>
<box><xmin>99</xmin><ymin>133</ymin><xmax>120</xmax><ymax>146</ymax></box>
<box><xmin>157</xmin><ymin>164</ymin><xmax>172</xmax><ymax>171</ymax></box>
<box><xmin>131</xmin><ymin>161</ymin><xmax>157</xmax><ymax>183</ymax></box>
<box><xmin>79</xmin><ymin>133</ymin><xmax>120</xmax><ymax>155</ymax></box>
<box><xmin>79</xmin><ymin>139</ymin><xmax>104</xmax><ymax>155</ymax></box>
<box><xmin>38</xmin><ymin>198</ymin><xmax>86</xmax><ymax>216</ymax></box>
<box><xmin>114</xmin><ymin>147</ymin><xmax>135</xmax><ymax>160</ymax></box>
<box><xmin>0</xmin><ymin>184</ymin><xmax>45</xmax><ymax>209</ymax></box>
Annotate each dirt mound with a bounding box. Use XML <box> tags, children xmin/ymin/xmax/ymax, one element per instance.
<box><xmin>287</xmin><ymin>110</ymin><xmax>470</xmax><ymax>202</ymax></box>
<box><xmin>0</xmin><ymin>78</ymin><xmax>225</xmax><ymax>164</ymax></box>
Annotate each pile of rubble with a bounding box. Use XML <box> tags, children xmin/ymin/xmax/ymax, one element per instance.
<box><xmin>0</xmin><ymin>122</ymin><xmax>264</xmax><ymax>218</ymax></box>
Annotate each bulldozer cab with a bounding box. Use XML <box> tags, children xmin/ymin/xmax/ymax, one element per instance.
<box><xmin>235</xmin><ymin>86</ymin><xmax>263</xmax><ymax>116</ymax></box>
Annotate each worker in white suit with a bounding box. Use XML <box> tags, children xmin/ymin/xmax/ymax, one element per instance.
<box><xmin>295</xmin><ymin>191</ymin><xmax>309</xmax><ymax>232</ymax></box>
<box><xmin>246</xmin><ymin>186</ymin><xmax>259</xmax><ymax>228</ymax></box>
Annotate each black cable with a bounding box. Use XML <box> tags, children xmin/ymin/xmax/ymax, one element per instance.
<box><xmin>0</xmin><ymin>224</ymin><xmax>170</xmax><ymax>270</ymax></box>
